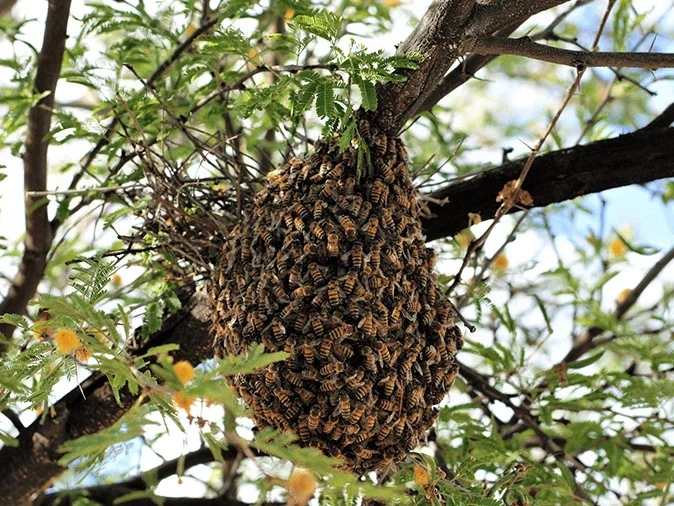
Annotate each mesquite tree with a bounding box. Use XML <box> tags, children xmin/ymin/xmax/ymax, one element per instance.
<box><xmin>1</xmin><ymin>1</ymin><xmax>673</xmax><ymax>505</ymax></box>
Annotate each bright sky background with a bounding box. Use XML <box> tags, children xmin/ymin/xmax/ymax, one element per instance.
<box><xmin>0</xmin><ymin>0</ymin><xmax>673</xmax><ymax>503</ymax></box>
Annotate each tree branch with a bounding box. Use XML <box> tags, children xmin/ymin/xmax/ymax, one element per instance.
<box><xmin>0</xmin><ymin>0</ymin><xmax>71</xmax><ymax>347</ymax></box>
<box><xmin>420</xmin><ymin>127</ymin><xmax>674</xmax><ymax>242</ymax></box>
<box><xmin>473</xmin><ymin>36</ymin><xmax>674</xmax><ymax>69</ymax></box>
<box><xmin>367</xmin><ymin>0</ymin><xmax>571</xmax><ymax>134</ymax></box>
<box><xmin>0</xmin><ymin>293</ymin><xmax>213</xmax><ymax>506</ymax></box>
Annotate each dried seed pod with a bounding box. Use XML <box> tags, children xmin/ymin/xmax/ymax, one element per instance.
<box><xmin>210</xmin><ymin>124</ymin><xmax>463</xmax><ymax>474</ymax></box>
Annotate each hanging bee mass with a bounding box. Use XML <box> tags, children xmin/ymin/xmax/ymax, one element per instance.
<box><xmin>210</xmin><ymin>121</ymin><xmax>463</xmax><ymax>473</ymax></box>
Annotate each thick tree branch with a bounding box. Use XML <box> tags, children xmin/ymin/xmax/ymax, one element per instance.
<box><xmin>368</xmin><ymin>0</ymin><xmax>571</xmax><ymax>134</ymax></box>
<box><xmin>0</xmin><ymin>294</ymin><xmax>213</xmax><ymax>506</ymax></box>
<box><xmin>473</xmin><ymin>36</ymin><xmax>674</xmax><ymax>69</ymax></box>
<box><xmin>421</xmin><ymin>127</ymin><xmax>674</xmax><ymax>242</ymax></box>
<box><xmin>0</xmin><ymin>0</ymin><xmax>71</xmax><ymax>347</ymax></box>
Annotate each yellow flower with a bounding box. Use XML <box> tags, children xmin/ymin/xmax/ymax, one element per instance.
<box><xmin>414</xmin><ymin>464</ymin><xmax>429</xmax><ymax>485</ymax></box>
<box><xmin>284</xmin><ymin>8</ymin><xmax>295</xmax><ymax>20</ymax></box>
<box><xmin>111</xmin><ymin>273</ymin><xmax>122</xmax><ymax>287</ymax></box>
<box><xmin>609</xmin><ymin>238</ymin><xmax>627</xmax><ymax>257</ymax></box>
<box><xmin>286</xmin><ymin>467</ymin><xmax>318</xmax><ymax>506</ymax></box>
<box><xmin>616</xmin><ymin>288</ymin><xmax>631</xmax><ymax>304</ymax></box>
<box><xmin>54</xmin><ymin>329</ymin><xmax>81</xmax><ymax>354</ymax></box>
<box><xmin>383</xmin><ymin>0</ymin><xmax>402</xmax><ymax>6</ymax></box>
<box><xmin>172</xmin><ymin>390</ymin><xmax>196</xmax><ymax>412</ymax></box>
<box><xmin>248</xmin><ymin>47</ymin><xmax>260</xmax><ymax>62</ymax></box>
<box><xmin>493</xmin><ymin>252</ymin><xmax>509</xmax><ymax>271</ymax></box>
<box><xmin>173</xmin><ymin>360</ymin><xmax>195</xmax><ymax>384</ymax></box>
<box><xmin>456</xmin><ymin>232</ymin><xmax>471</xmax><ymax>248</ymax></box>
<box><xmin>186</xmin><ymin>23</ymin><xmax>197</xmax><ymax>37</ymax></box>
<box><xmin>75</xmin><ymin>347</ymin><xmax>92</xmax><ymax>362</ymax></box>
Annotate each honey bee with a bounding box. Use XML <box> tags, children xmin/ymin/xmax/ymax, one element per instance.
<box><xmin>308</xmin><ymin>405</ymin><xmax>321</xmax><ymax>431</ymax></box>
<box><xmin>286</xmin><ymin>403</ymin><xmax>301</xmax><ymax>421</ymax></box>
<box><xmin>333</xmin><ymin>342</ymin><xmax>354</xmax><ymax>360</ymax></box>
<box><xmin>338</xmin><ymin>215</ymin><xmax>357</xmax><ymax>239</ymax></box>
<box><xmin>327</xmin><ymin>233</ymin><xmax>340</xmax><ymax>257</ymax></box>
<box><xmin>376</xmin><ymin>422</ymin><xmax>393</xmax><ymax>440</ymax></box>
<box><xmin>326</xmin><ymin>325</ymin><xmax>353</xmax><ymax>342</ymax></box>
<box><xmin>393</xmin><ymin>414</ymin><xmax>406</xmax><ymax>438</ymax></box>
<box><xmin>282</xmin><ymin>369</ymin><xmax>304</xmax><ymax>387</ymax></box>
<box><xmin>351</xmin><ymin>242</ymin><xmax>364</xmax><ymax>270</ymax></box>
<box><xmin>405</xmin><ymin>435</ymin><xmax>419</xmax><ymax>452</ymax></box>
<box><xmin>379</xmin><ymin>372</ymin><xmax>397</xmax><ymax>397</ymax></box>
<box><xmin>302</xmin><ymin>342</ymin><xmax>316</xmax><ymax>364</ymax></box>
<box><xmin>293</xmin><ymin>216</ymin><xmax>306</xmax><ymax>232</ymax></box>
<box><xmin>283</xmin><ymin>213</ymin><xmax>295</xmax><ymax>230</ymax></box>
<box><xmin>311</xmin><ymin>290</ymin><xmax>327</xmax><ymax>309</ymax></box>
<box><xmin>406</xmin><ymin>386</ymin><xmax>425</xmax><ymax>407</ymax></box>
<box><xmin>373</xmin><ymin>134</ymin><xmax>387</xmax><ymax>157</ymax></box>
<box><xmin>353</xmin><ymin>381</ymin><xmax>373</xmax><ymax>401</ymax></box>
<box><xmin>248</xmin><ymin>311</ymin><xmax>264</xmax><ymax>332</ymax></box>
<box><xmin>421</xmin><ymin>362</ymin><xmax>432</xmax><ymax>384</ymax></box>
<box><xmin>296</xmin><ymin>386</ymin><xmax>316</xmax><ymax>405</ymax></box>
<box><xmin>359</xmin><ymin>119</ymin><xmax>371</xmax><ymax>142</ymax></box>
<box><xmin>322</xmin><ymin>416</ymin><xmax>338</xmax><ymax>434</ymax></box>
<box><xmin>292</xmin><ymin>202</ymin><xmax>309</xmax><ymax>219</ymax></box>
<box><xmin>319</xmin><ymin>180</ymin><xmax>337</xmax><ymax>199</ymax></box>
<box><xmin>362</xmin><ymin>217</ymin><xmax>379</xmax><ymax>241</ymax></box>
<box><xmin>259</xmin><ymin>228</ymin><xmax>273</xmax><ymax>246</ymax></box>
<box><xmin>362</xmin><ymin>346</ymin><xmax>377</xmax><ymax>373</ymax></box>
<box><xmin>310</xmin><ymin>312</ymin><xmax>325</xmax><ymax>336</ymax></box>
<box><xmin>302</xmin><ymin>365</ymin><xmax>320</xmax><ymax>381</ymax></box>
<box><xmin>291</xmin><ymin>285</ymin><xmax>311</xmax><ymax>299</ymax></box>
<box><xmin>380</xmin><ymin>163</ymin><xmax>396</xmax><ymax>184</ymax></box>
<box><xmin>375</xmin><ymin>341</ymin><xmax>391</xmax><ymax>363</ymax></box>
<box><xmin>380</xmin><ymin>208</ymin><xmax>394</xmax><ymax>230</ymax></box>
<box><xmin>345</xmin><ymin>370</ymin><xmax>364</xmax><ymax>389</ymax></box>
<box><xmin>313</xmin><ymin>200</ymin><xmax>327</xmax><ymax>220</ymax></box>
<box><xmin>355</xmin><ymin>448</ymin><xmax>376</xmax><ymax>459</ymax></box>
<box><xmin>358</xmin><ymin>311</ymin><xmax>375</xmax><ymax>337</ymax></box>
<box><xmin>319</xmin><ymin>361</ymin><xmax>344</xmax><ymax>376</ymax></box>
<box><xmin>338</xmin><ymin>393</ymin><xmax>351</xmax><ymax>419</ymax></box>
<box><xmin>346</xmin><ymin>301</ymin><xmax>360</xmax><ymax>319</ymax></box>
<box><xmin>327</xmin><ymin>281</ymin><xmax>341</xmax><ymax>307</ymax></box>
<box><xmin>265</xmin><ymin>363</ymin><xmax>279</xmax><ymax>386</ymax></box>
<box><xmin>310</xmin><ymin>221</ymin><xmax>326</xmax><ymax>240</ymax></box>
<box><xmin>369</xmin><ymin>243</ymin><xmax>381</xmax><ymax>269</ymax></box>
<box><xmin>394</xmin><ymin>188</ymin><xmax>410</xmax><ymax>208</ymax></box>
<box><xmin>361</xmin><ymin>413</ymin><xmax>376</xmax><ymax>432</ymax></box>
<box><xmin>271</xmin><ymin>317</ymin><xmax>286</xmax><ymax>341</ymax></box>
<box><xmin>378</xmin><ymin>399</ymin><xmax>397</xmax><ymax>412</ymax></box>
<box><xmin>327</xmin><ymin>162</ymin><xmax>344</xmax><ymax>180</ymax></box>
<box><xmin>241</xmin><ymin>238</ymin><xmax>251</xmax><ymax>262</ymax></box>
<box><xmin>293</xmin><ymin>313</ymin><xmax>307</xmax><ymax>333</ymax></box>
<box><xmin>280</xmin><ymin>299</ymin><xmax>301</xmax><ymax>319</ymax></box>
<box><xmin>318</xmin><ymin>338</ymin><xmax>333</xmax><ymax>360</ymax></box>
<box><xmin>350</xmin><ymin>195</ymin><xmax>363</xmax><ymax>217</ymax></box>
<box><xmin>357</xmin><ymin>201</ymin><xmax>372</xmax><ymax>224</ymax></box>
<box><xmin>348</xmin><ymin>402</ymin><xmax>365</xmax><ymax>424</ymax></box>
<box><xmin>330</xmin><ymin>425</ymin><xmax>344</xmax><ymax>441</ymax></box>
<box><xmin>288</xmin><ymin>265</ymin><xmax>302</xmax><ymax>287</ymax></box>
<box><xmin>298</xmin><ymin>417</ymin><xmax>310</xmax><ymax>442</ymax></box>
<box><xmin>276</xmin><ymin>387</ymin><xmax>293</xmax><ymax>407</ymax></box>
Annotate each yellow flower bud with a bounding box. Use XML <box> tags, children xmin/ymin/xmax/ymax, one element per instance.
<box><xmin>609</xmin><ymin>238</ymin><xmax>627</xmax><ymax>257</ymax></box>
<box><xmin>173</xmin><ymin>360</ymin><xmax>196</xmax><ymax>384</ymax></box>
<box><xmin>414</xmin><ymin>464</ymin><xmax>429</xmax><ymax>485</ymax></box>
<box><xmin>54</xmin><ymin>329</ymin><xmax>81</xmax><ymax>354</ymax></box>
<box><xmin>286</xmin><ymin>467</ymin><xmax>318</xmax><ymax>506</ymax></box>
<box><xmin>493</xmin><ymin>252</ymin><xmax>509</xmax><ymax>271</ymax></box>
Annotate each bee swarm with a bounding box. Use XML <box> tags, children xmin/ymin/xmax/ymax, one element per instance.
<box><xmin>210</xmin><ymin>124</ymin><xmax>463</xmax><ymax>473</ymax></box>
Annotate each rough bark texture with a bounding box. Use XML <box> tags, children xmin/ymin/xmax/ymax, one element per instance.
<box><xmin>0</xmin><ymin>296</ymin><xmax>212</xmax><ymax>505</ymax></box>
<box><xmin>367</xmin><ymin>0</ymin><xmax>571</xmax><ymax>134</ymax></box>
<box><xmin>0</xmin><ymin>0</ymin><xmax>71</xmax><ymax>345</ymax></box>
<box><xmin>421</xmin><ymin>127</ymin><xmax>674</xmax><ymax>242</ymax></box>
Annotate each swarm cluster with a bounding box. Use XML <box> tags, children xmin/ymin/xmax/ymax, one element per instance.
<box><xmin>210</xmin><ymin>124</ymin><xmax>463</xmax><ymax>473</ymax></box>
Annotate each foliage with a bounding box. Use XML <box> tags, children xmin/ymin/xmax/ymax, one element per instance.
<box><xmin>0</xmin><ymin>1</ymin><xmax>673</xmax><ymax>505</ymax></box>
